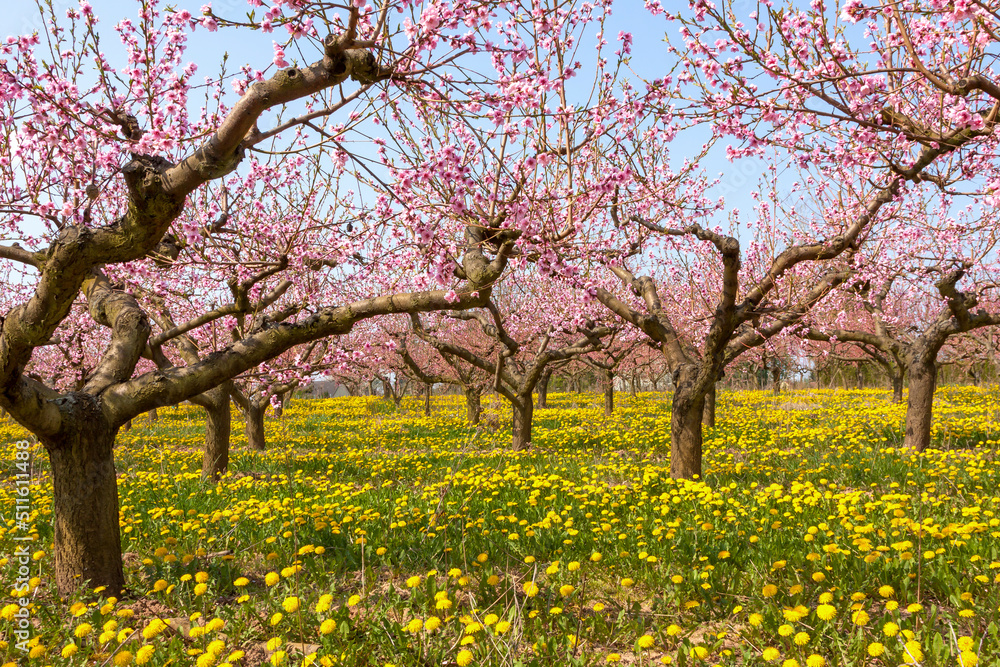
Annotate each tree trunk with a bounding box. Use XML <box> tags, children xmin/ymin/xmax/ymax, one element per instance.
<box><xmin>122</xmin><ymin>419</ymin><xmax>132</xmax><ymax>433</ymax></box>
<box><xmin>47</xmin><ymin>405</ymin><xmax>125</xmax><ymax>596</ymax></box>
<box><xmin>702</xmin><ymin>382</ymin><xmax>716</xmax><ymax>428</ymax></box>
<box><xmin>424</xmin><ymin>384</ymin><xmax>432</xmax><ymax>416</ymax></box>
<box><xmin>536</xmin><ymin>370</ymin><xmax>551</xmax><ymax>409</ymax></box>
<box><xmin>604</xmin><ymin>369</ymin><xmax>614</xmax><ymax>416</ymax></box>
<box><xmin>904</xmin><ymin>357</ymin><xmax>937</xmax><ymax>452</ymax></box>
<box><xmin>512</xmin><ymin>398</ymin><xmax>534</xmax><ymax>451</ymax></box>
<box><xmin>201</xmin><ymin>390</ymin><xmax>231</xmax><ymax>480</ymax></box>
<box><xmin>146</xmin><ymin>408</ymin><xmax>158</xmax><ymax>424</ymax></box>
<box><xmin>465</xmin><ymin>388</ymin><xmax>481</xmax><ymax>425</ymax></box>
<box><xmin>890</xmin><ymin>369</ymin><xmax>904</xmax><ymax>404</ymax></box>
<box><xmin>246</xmin><ymin>401</ymin><xmax>266</xmax><ymax>452</ymax></box>
<box><xmin>670</xmin><ymin>365</ymin><xmax>705</xmax><ymax>479</ymax></box>
<box><xmin>771</xmin><ymin>366</ymin><xmax>780</xmax><ymax>395</ymax></box>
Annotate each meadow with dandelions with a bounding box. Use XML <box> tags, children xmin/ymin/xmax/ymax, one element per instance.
<box><xmin>1</xmin><ymin>387</ymin><xmax>999</xmax><ymax>667</ymax></box>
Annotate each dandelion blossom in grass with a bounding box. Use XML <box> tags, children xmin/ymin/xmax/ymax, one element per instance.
<box><xmin>805</xmin><ymin>655</ymin><xmax>824</xmax><ymax>667</ymax></box>
<box><xmin>960</xmin><ymin>651</ymin><xmax>979</xmax><ymax>667</ymax></box>
<box><xmin>793</xmin><ymin>632</ymin><xmax>810</xmax><ymax>646</ymax></box>
<box><xmin>494</xmin><ymin>620</ymin><xmax>510</xmax><ymax>634</ymax></box>
<box><xmin>903</xmin><ymin>641</ymin><xmax>924</xmax><ymax>662</ymax></box>
<box><xmin>114</xmin><ymin>651</ymin><xmax>134</xmax><ymax>666</ymax></box>
<box><xmin>882</xmin><ymin>621</ymin><xmax>899</xmax><ymax>637</ymax></box>
<box><xmin>436</xmin><ymin>598</ymin><xmax>453</xmax><ymax>610</ymax></box>
<box><xmin>319</xmin><ymin>619</ymin><xmax>336</xmax><ymax>636</ymax></box>
<box><xmin>282</xmin><ymin>597</ymin><xmax>300</xmax><ymax>613</ymax></box>
<box><xmin>568</xmin><ymin>561</ymin><xmax>580</xmax><ymax>571</ymax></box>
<box><xmin>811</xmin><ymin>572</ymin><xmax>825</xmax><ymax>583</ymax></box>
<box><xmin>62</xmin><ymin>644</ymin><xmax>79</xmax><ymax>658</ymax></box>
<box><xmin>477</xmin><ymin>553</ymin><xmax>488</xmax><ymax>563</ymax></box>
<box><xmin>762</xmin><ymin>647</ymin><xmax>780</xmax><ymax>661</ymax></box>
<box><xmin>233</xmin><ymin>578</ymin><xmax>249</xmax><ymax>588</ymax></box>
<box><xmin>196</xmin><ymin>571</ymin><xmax>210</xmax><ymax>584</ymax></box>
<box><xmin>906</xmin><ymin>603</ymin><xmax>923</xmax><ymax>613</ymax></box>
<box><xmin>593</xmin><ymin>603</ymin><xmax>606</xmax><ymax>612</ymax></box>
<box><xmin>152</xmin><ymin>580</ymin><xmax>169</xmax><ymax>592</ymax></box>
<box><xmin>959</xmin><ymin>609</ymin><xmax>975</xmax><ymax>618</ymax></box>
<box><xmin>957</xmin><ymin>637</ymin><xmax>975</xmax><ymax>652</ymax></box>
<box><xmin>637</xmin><ymin>634</ymin><xmax>655</xmax><ymax>649</ymax></box>
<box><xmin>590</xmin><ymin>552</ymin><xmax>602</xmax><ymax>562</ymax></box>
<box><xmin>487</xmin><ymin>575</ymin><xmax>500</xmax><ymax>586</ymax></box>
<box><xmin>762</xmin><ymin>584</ymin><xmax>778</xmax><ymax>597</ymax></box>
<box><xmin>347</xmin><ymin>595</ymin><xmax>361</xmax><ymax>607</ymax></box>
<box><xmin>781</xmin><ymin>660</ymin><xmax>799</xmax><ymax>667</ymax></box>
<box><xmin>607</xmin><ymin>654</ymin><xmax>622</xmax><ymax>663</ymax></box>
<box><xmin>194</xmin><ymin>583</ymin><xmax>208</xmax><ymax>596</ymax></box>
<box><xmin>523</xmin><ymin>582</ymin><xmax>539</xmax><ymax>597</ymax></box>
<box><xmin>406</xmin><ymin>619</ymin><xmax>423</xmax><ymax>633</ymax></box>
<box><xmin>264</xmin><ymin>572</ymin><xmax>280</xmax><ymax>587</ymax></box>
<box><xmin>815</xmin><ymin>605</ymin><xmax>836</xmax><ymax>621</ymax></box>
<box><xmin>316</xmin><ymin>594</ymin><xmax>333</xmax><ymax>613</ymax></box>
<box><xmin>667</xmin><ymin>624</ymin><xmax>682</xmax><ymax>636</ymax></box>
<box><xmin>851</xmin><ymin>610</ymin><xmax>869</xmax><ymax>626</ymax></box>
<box><xmin>620</xmin><ymin>578</ymin><xmax>635</xmax><ymax>588</ymax></box>
<box><xmin>270</xmin><ymin>612</ymin><xmax>283</xmax><ymax>626</ymax></box>
<box><xmin>560</xmin><ymin>584</ymin><xmax>575</xmax><ymax>597</ymax></box>
<box><xmin>197</xmin><ymin>653</ymin><xmax>217</xmax><ymax>667</ymax></box>
<box><xmin>406</xmin><ymin>575</ymin><xmax>421</xmax><ymax>588</ymax></box>
<box><xmin>671</xmin><ymin>575</ymin><xmax>684</xmax><ymax>584</ymax></box>
<box><xmin>778</xmin><ymin>624</ymin><xmax>793</xmax><ymax>637</ymax></box>
<box><xmin>867</xmin><ymin>643</ymin><xmax>885</xmax><ymax>657</ymax></box>
<box><xmin>691</xmin><ymin>646</ymin><xmax>709</xmax><ymax>660</ymax></box>
<box><xmin>75</xmin><ymin>623</ymin><xmax>93</xmax><ymax>638</ymax></box>
<box><xmin>818</xmin><ymin>592</ymin><xmax>833</xmax><ymax>604</ymax></box>
<box><xmin>270</xmin><ymin>651</ymin><xmax>287</xmax><ymax>666</ymax></box>
<box><xmin>266</xmin><ymin>637</ymin><xmax>283</xmax><ymax>651</ymax></box>
<box><xmin>878</xmin><ymin>585</ymin><xmax>894</xmax><ymax>598</ymax></box>
<box><xmin>376</xmin><ymin>547</ymin><xmax>386</xmax><ymax>556</ymax></box>
<box><xmin>456</xmin><ymin>649</ymin><xmax>474</xmax><ymax>666</ymax></box>
<box><xmin>484</xmin><ymin>614</ymin><xmax>498</xmax><ymax>626</ymax></box>
<box><xmin>549</xmin><ymin>607</ymin><xmax>563</xmax><ymax>615</ymax></box>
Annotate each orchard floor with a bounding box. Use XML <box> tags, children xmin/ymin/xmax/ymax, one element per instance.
<box><xmin>1</xmin><ymin>386</ymin><xmax>1000</xmax><ymax>667</ymax></box>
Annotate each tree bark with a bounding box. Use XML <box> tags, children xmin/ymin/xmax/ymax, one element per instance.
<box><xmin>890</xmin><ymin>370</ymin><xmax>904</xmax><ymax>404</ymax></box>
<box><xmin>146</xmin><ymin>408</ymin><xmax>158</xmax><ymax>424</ymax></box>
<box><xmin>904</xmin><ymin>356</ymin><xmax>937</xmax><ymax>452</ymax></box>
<box><xmin>464</xmin><ymin>388</ymin><xmax>481</xmax><ymax>425</ymax></box>
<box><xmin>536</xmin><ymin>370</ymin><xmax>551</xmax><ymax>409</ymax></box>
<box><xmin>702</xmin><ymin>382</ymin><xmax>716</xmax><ymax>428</ymax></box>
<box><xmin>424</xmin><ymin>384</ymin><xmax>432</xmax><ymax>416</ymax></box>
<box><xmin>122</xmin><ymin>419</ymin><xmax>132</xmax><ymax>433</ymax></box>
<box><xmin>604</xmin><ymin>369</ymin><xmax>614</xmax><ymax>416</ymax></box>
<box><xmin>47</xmin><ymin>404</ymin><xmax>125</xmax><ymax>596</ymax></box>
<box><xmin>771</xmin><ymin>366</ymin><xmax>781</xmax><ymax>395</ymax></box>
<box><xmin>670</xmin><ymin>365</ymin><xmax>705</xmax><ymax>479</ymax></box>
<box><xmin>246</xmin><ymin>401</ymin><xmax>266</xmax><ymax>452</ymax></box>
<box><xmin>512</xmin><ymin>398</ymin><xmax>534</xmax><ymax>451</ymax></box>
<box><xmin>201</xmin><ymin>389</ymin><xmax>232</xmax><ymax>480</ymax></box>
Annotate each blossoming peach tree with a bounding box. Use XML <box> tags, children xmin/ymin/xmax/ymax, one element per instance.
<box><xmin>0</xmin><ymin>0</ymin><xmax>637</xmax><ymax>594</ymax></box>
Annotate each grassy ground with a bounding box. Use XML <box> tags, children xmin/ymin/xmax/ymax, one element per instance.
<box><xmin>1</xmin><ymin>386</ymin><xmax>999</xmax><ymax>666</ymax></box>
